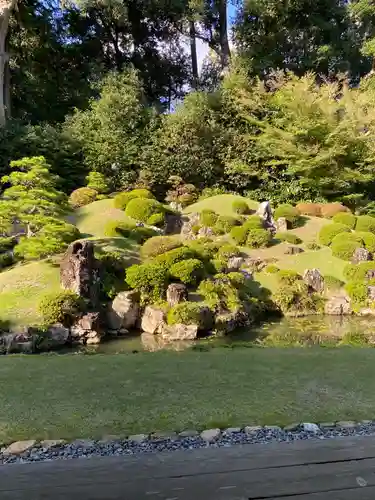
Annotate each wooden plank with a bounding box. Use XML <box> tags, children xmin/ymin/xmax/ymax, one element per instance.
<box><xmin>2</xmin><ymin>442</ymin><xmax>375</xmax><ymax>499</ymax></box>
<box><xmin>2</xmin><ymin>434</ymin><xmax>375</xmax><ymax>487</ymax></box>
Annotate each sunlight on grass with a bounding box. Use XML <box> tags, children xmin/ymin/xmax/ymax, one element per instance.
<box><xmin>183</xmin><ymin>194</ymin><xmax>259</xmax><ymax>216</ymax></box>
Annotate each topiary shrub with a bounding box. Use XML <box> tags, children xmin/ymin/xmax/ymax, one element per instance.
<box><xmin>331</xmin><ymin>232</ymin><xmax>363</xmax><ymax>247</ymax></box>
<box><xmin>226</xmin><ymin>272</ymin><xmax>246</xmax><ymax>286</ymax></box>
<box><xmin>276</xmin><ymin>269</ymin><xmax>301</xmax><ymax>285</ymax></box>
<box><xmin>113</xmin><ymin>189</ymin><xmax>154</xmax><ymax>210</ymax></box>
<box><xmin>318</xmin><ymin>223</ymin><xmax>351</xmax><ymax>246</ymax></box>
<box><xmin>140</xmin><ymin>235</ymin><xmax>182</xmax><ymax>259</ymax></box>
<box><xmin>167</xmin><ymin>302</ymin><xmax>210</xmax><ymax>327</ymax></box>
<box><xmin>324</xmin><ymin>275</ymin><xmax>344</xmax><ymax>290</ymax></box>
<box><xmin>306</xmin><ymin>242</ymin><xmax>320</xmax><ymax>250</ymax></box>
<box><xmin>296</xmin><ymin>202</ymin><xmax>322</xmax><ymax>217</ymax></box>
<box><xmin>274</xmin><ymin>232</ymin><xmax>302</xmax><ymax>244</ymax></box>
<box><xmin>343</xmin><ymin>261</ymin><xmax>375</xmax><ymax>282</ymax></box>
<box><xmin>217</xmin><ymin>244</ymin><xmax>241</xmax><ymax>260</ymax></box>
<box><xmin>230</xmin><ymin>225</ymin><xmax>249</xmax><ymax>245</ymax></box>
<box><xmin>125</xmin><ymin>198</ymin><xmax>164</xmax><ymax>223</ymax></box>
<box><xmin>265</xmin><ymin>264</ymin><xmax>279</xmax><ymax>273</ymax></box>
<box><xmin>38</xmin><ymin>291</ymin><xmax>84</xmax><ymax>326</ymax></box>
<box><xmin>185</xmin><ymin>240</ymin><xmax>218</xmax><ymax>261</ymax></box>
<box><xmin>331</xmin><ymin>240</ymin><xmax>359</xmax><ymax>261</ymax></box>
<box><xmin>199</xmin><ymin>209</ymin><xmax>218</xmax><ymax>227</ymax></box>
<box><xmin>232</xmin><ymin>199</ymin><xmax>249</xmax><ymax>214</ymax></box>
<box><xmin>170</xmin><ymin>258</ymin><xmax>205</xmax><ymax>285</ymax></box>
<box><xmin>40</xmin><ymin>222</ymin><xmax>80</xmax><ymax>244</ymax></box>
<box><xmin>198</xmin><ymin>278</ymin><xmax>241</xmax><ymax>312</ymax></box>
<box><xmin>320</xmin><ymin>202</ymin><xmax>350</xmax><ymax>219</ymax></box>
<box><xmin>246</xmin><ymin>228</ymin><xmax>271</xmax><ymax>248</ymax></box>
<box><xmin>214</xmin><ymin>215</ymin><xmax>240</xmax><ymax>234</ymax></box>
<box><xmin>126</xmin><ymin>262</ymin><xmax>168</xmax><ymax>302</ymax></box>
<box><xmin>355</xmin><ymin>215</ymin><xmax>375</xmax><ymax>234</ymax></box>
<box><xmin>69</xmin><ymin>187</ymin><xmax>98</xmax><ymax>208</ymax></box>
<box><xmin>355</xmin><ymin>231</ymin><xmax>375</xmax><ymax>253</ymax></box>
<box><xmin>344</xmin><ymin>281</ymin><xmax>368</xmax><ymax>311</ymax></box>
<box><xmin>86</xmin><ymin>172</ymin><xmax>110</xmax><ymax>194</ymax></box>
<box><xmin>332</xmin><ymin>212</ymin><xmax>357</xmax><ymax>229</ymax></box>
<box><xmin>273</xmin><ymin>281</ymin><xmax>324</xmax><ymax>314</ymax></box>
<box><xmin>209</xmin><ymin>258</ymin><xmax>227</xmax><ymax>273</ymax></box>
<box><xmin>104</xmin><ymin>220</ymin><xmax>136</xmax><ymax>237</ymax></box>
<box><xmin>147</xmin><ymin>212</ymin><xmax>165</xmax><ymax>226</ymax></box>
<box><xmin>274</xmin><ymin>204</ymin><xmax>300</xmax><ymax>228</ymax></box>
<box><xmin>244</xmin><ymin>216</ymin><xmax>263</xmax><ymax>229</ymax></box>
<box><xmin>155</xmin><ymin>247</ymin><xmax>197</xmax><ymax>271</ymax></box>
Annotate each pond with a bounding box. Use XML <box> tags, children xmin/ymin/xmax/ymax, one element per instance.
<box><xmin>70</xmin><ymin>315</ymin><xmax>375</xmax><ymax>354</ymax></box>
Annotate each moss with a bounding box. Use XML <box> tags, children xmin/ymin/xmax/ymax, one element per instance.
<box><xmin>140</xmin><ymin>236</ymin><xmax>182</xmax><ymax>259</ymax></box>
<box><xmin>324</xmin><ymin>275</ymin><xmax>344</xmax><ymax>291</ymax></box>
<box><xmin>276</xmin><ymin>269</ymin><xmax>301</xmax><ymax>285</ymax></box>
<box><xmin>355</xmin><ymin>231</ymin><xmax>375</xmax><ymax>253</ymax></box>
<box><xmin>113</xmin><ymin>189</ymin><xmax>154</xmax><ymax>210</ymax></box>
<box><xmin>274</xmin><ymin>232</ymin><xmax>302</xmax><ymax>245</ymax></box>
<box><xmin>232</xmin><ymin>200</ymin><xmax>250</xmax><ymax>214</ymax></box>
<box><xmin>69</xmin><ymin>187</ymin><xmax>98</xmax><ymax>208</ymax></box>
<box><xmin>331</xmin><ymin>240</ymin><xmax>359</xmax><ymax>261</ymax></box>
<box><xmin>355</xmin><ymin>215</ymin><xmax>375</xmax><ymax>234</ymax></box>
<box><xmin>199</xmin><ymin>209</ymin><xmax>218</xmax><ymax>227</ymax></box>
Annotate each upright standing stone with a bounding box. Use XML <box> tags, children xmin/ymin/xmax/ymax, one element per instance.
<box><xmin>60</xmin><ymin>241</ymin><xmax>100</xmax><ymax>307</ymax></box>
<box><xmin>303</xmin><ymin>269</ymin><xmax>324</xmax><ymax>293</ymax></box>
<box><xmin>167</xmin><ymin>283</ymin><xmax>188</xmax><ymax>307</ymax></box>
<box><xmin>352</xmin><ymin>247</ymin><xmax>372</xmax><ymax>264</ymax></box>
<box><xmin>256</xmin><ymin>201</ymin><xmax>275</xmax><ymax>229</ymax></box>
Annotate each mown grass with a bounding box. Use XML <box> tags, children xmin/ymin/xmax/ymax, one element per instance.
<box><xmin>1</xmin><ymin>349</ymin><xmax>375</xmax><ymax>443</ymax></box>
<box><xmin>183</xmin><ymin>194</ymin><xmax>258</xmax><ymax>216</ymax></box>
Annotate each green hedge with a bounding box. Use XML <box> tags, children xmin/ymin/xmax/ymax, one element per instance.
<box><xmin>246</xmin><ymin>228</ymin><xmax>271</xmax><ymax>248</ymax></box>
<box><xmin>170</xmin><ymin>258</ymin><xmax>205</xmax><ymax>285</ymax></box>
<box><xmin>125</xmin><ymin>198</ymin><xmax>164</xmax><ymax>223</ymax></box>
<box><xmin>332</xmin><ymin>212</ymin><xmax>357</xmax><ymax>229</ymax></box>
<box><xmin>355</xmin><ymin>231</ymin><xmax>375</xmax><ymax>253</ymax></box>
<box><xmin>140</xmin><ymin>235</ymin><xmax>182</xmax><ymax>259</ymax></box>
<box><xmin>355</xmin><ymin>215</ymin><xmax>375</xmax><ymax>234</ymax></box>
<box><xmin>126</xmin><ymin>262</ymin><xmax>168</xmax><ymax>302</ymax></box>
<box><xmin>331</xmin><ymin>240</ymin><xmax>359</xmax><ymax>260</ymax></box>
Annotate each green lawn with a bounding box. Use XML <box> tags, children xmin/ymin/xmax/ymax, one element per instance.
<box><xmin>183</xmin><ymin>194</ymin><xmax>259</xmax><ymax>216</ymax></box>
<box><xmin>1</xmin><ymin>349</ymin><xmax>375</xmax><ymax>443</ymax></box>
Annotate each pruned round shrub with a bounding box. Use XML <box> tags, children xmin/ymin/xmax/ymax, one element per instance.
<box><xmin>344</xmin><ymin>261</ymin><xmax>375</xmax><ymax>282</ymax></box>
<box><xmin>199</xmin><ymin>209</ymin><xmax>218</xmax><ymax>227</ymax></box>
<box><xmin>265</xmin><ymin>264</ymin><xmax>279</xmax><ymax>274</ymax></box>
<box><xmin>332</xmin><ymin>212</ymin><xmax>357</xmax><ymax>229</ymax></box>
<box><xmin>38</xmin><ymin>291</ymin><xmax>84</xmax><ymax>326</ymax></box>
<box><xmin>167</xmin><ymin>302</ymin><xmax>209</xmax><ymax>327</ymax></box>
<box><xmin>198</xmin><ymin>278</ymin><xmax>241</xmax><ymax>312</ymax></box>
<box><xmin>217</xmin><ymin>244</ymin><xmax>240</xmax><ymax>259</ymax></box>
<box><xmin>244</xmin><ymin>216</ymin><xmax>263</xmax><ymax>229</ymax></box>
<box><xmin>355</xmin><ymin>231</ymin><xmax>375</xmax><ymax>253</ymax></box>
<box><xmin>274</xmin><ymin>232</ymin><xmax>302</xmax><ymax>245</ymax></box>
<box><xmin>232</xmin><ymin>199</ymin><xmax>249</xmax><ymax>214</ymax></box>
<box><xmin>345</xmin><ymin>281</ymin><xmax>368</xmax><ymax>311</ymax></box>
<box><xmin>230</xmin><ymin>225</ymin><xmax>249</xmax><ymax>245</ymax></box>
<box><xmin>209</xmin><ymin>258</ymin><xmax>227</xmax><ymax>273</ymax></box>
<box><xmin>226</xmin><ymin>272</ymin><xmax>246</xmax><ymax>286</ymax></box>
<box><xmin>320</xmin><ymin>202</ymin><xmax>350</xmax><ymax>219</ymax></box>
<box><xmin>331</xmin><ymin>240</ymin><xmax>359</xmax><ymax>261</ymax></box>
<box><xmin>274</xmin><ymin>281</ymin><xmax>324</xmax><ymax>313</ymax></box>
<box><xmin>125</xmin><ymin>198</ymin><xmax>164</xmax><ymax>223</ymax></box>
<box><xmin>355</xmin><ymin>215</ymin><xmax>375</xmax><ymax>234</ymax></box>
<box><xmin>296</xmin><ymin>202</ymin><xmax>321</xmax><ymax>217</ymax></box>
<box><xmin>86</xmin><ymin>172</ymin><xmax>110</xmax><ymax>194</ymax></box>
<box><xmin>114</xmin><ymin>189</ymin><xmax>154</xmax><ymax>210</ymax></box>
<box><xmin>246</xmin><ymin>228</ymin><xmax>271</xmax><ymax>248</ymax></box>
<box><xmin>154</xmin><ymin>246</ymin><xmax>196</xmax><ymax>270</ymax></box>
<box><xmin>274</xmin><ymin>204</ymin><xmax>300</xmax><ymax>228</ymax></box>
<box><xmin>69</xmin><ymin>187</ymin><xmax>98</xmax><ymax>208</ymax></box>
<box><xmin>104</xmin><ymin>220</ymin><xmax>135</xmax><ymax>237</ymax></box>
<box><xmin>318</xmin><ymin>223</ymin><xmax>351</xmax><ymax>246</ymax></box>
<box><xmin>126</xmin><ymin>262</ymin><xmax>168</xmax><ymax>302</ymax></box>
<box><xmin>324</xmin><ymin>275</ymin><xmax>344</xmax><ymax>290</ymax></box>
<box><xmin>331</xmin><ymin>232</ymin><xmax>363</xmax><ymax>247</ymax></box>
<box><xmin>140</xmin><ymin>235</ymin><xmax>182</xmax><ymax>259</ymax></box>
<box><xmin>40</xmin><ymin>222</ymin><xmax>80</xmax><ymax>243</ymax></box>
<box><xmin>185</xmin><ymin>240</ymin><xmax>217</xmax><ymax>261</ymax></box>
<box><xmin>214</xmin><ymin>215</ymin><xmax>240</xmax><ymax>234</ymax></box>
<box><xmin>147</xmin><ymin>213</ymin><xmax>165</xmax><ymax>226</ymax></box>
<box><xmin>277</xmin><ymin>269</ymin><xmax>301</xmax><ymax>285</ymax></box>
<box><xmin>170</xmin><ymin>258</ymin><xmax>205</xmax><ymax>285</ymax></box>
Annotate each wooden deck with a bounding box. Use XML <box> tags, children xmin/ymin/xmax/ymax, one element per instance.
<box><xmin>2</xmin><ymin>435</ymin><xmax>375</xmax><ymax>499</ymax></box>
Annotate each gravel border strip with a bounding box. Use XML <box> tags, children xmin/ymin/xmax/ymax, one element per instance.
<box><xmin>1</xmin><ymin>420</ymin><xmax>373</xmax><ymax>464</ymax></box>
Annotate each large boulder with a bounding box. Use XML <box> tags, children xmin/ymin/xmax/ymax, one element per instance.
<box><xmin>275</xmin><ymin>217</ymin><xmax>288</xmax><ymax>232</ymax></box>
<box><xmin>141</xmin><ymin>306</ymin><xmax>167</xmax><ymax>334</ymax></box>
<box><xmin>324</xmin><ymin>295</ymin><xmax>351</xmax><ymax>315</ymax></box>
<box><xmin>256</xmin><ymin>201</ymin><xmax>275</xmax><ymax>229</ymax></box>
<box><xmin>107</xmin><ymin>291</ymin><xmax>140</xmax><ymax>330</ymax></box>
<box><xmin>167</xmin><ymin>284</ymin><xmax>188</xmax><ymax>307</ymax></box>
<box><xmin>227</xmin><ymin>256</ymin><xmax>244</xmax><ymax>272</ymax></box>
<box><xmin>284</xmin><ymin>246</ymin><xmax>304</xmax><ymax>255</ymax></box>
<box><xmin>180</xmin><ymin>213</ymin><xmax>200</xmax><ymax>240</ymax></box>
<box><xmin>0</xmin><ymin>328</ymin><xmax>37</xmax><ymax>354</ymax></box>
<box><xmin>161</xmin><ymin>323</ymin><xmax>198</xmax><ymax>340</ymax></box>
<box><xmin>60</xmin><ymin>241</ymin><xmax>100</xmax><ymax>307</ymax></box>
<box><xmin>198</xmin><ymin>226</ymin><xmax>214</xmax><ymax>238</ymax></box>
<box><xmin>352</xmin><ymin>247</ymin><xmax>372</xmax><ymax>264</ymax></box>
<box><xmin>38</xmin><ymin>324</ymin><xmax>70</xmax><ymax>351</ymax></box>
<box><xmin>303</xmin><ymin>269</ymin><xmax>324</xmax><ymax>293</ymax></box>
<box><xmin>214</xmin><ymin>309</ymin><xmax>250</xmax><ymax>334</ymax></box>
<box><xmin>71</xmin><ymin>312</ymin><xmax>103</xmax><ymax>344</ymax></box>
<box><xmin>164</xmin><ymin>213</ymin><xmax>183</xmax><ymax>235</ymax></box>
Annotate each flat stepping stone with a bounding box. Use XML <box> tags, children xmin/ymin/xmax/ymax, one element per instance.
<box><xmin>201</xmin><ymin>429</ymin><xmax>221</xmax><ymax>442</ymax></box>
<box><xmin>40</xmin><ymin>440</ymin><xmax>65</xmax><ymax>450</ymax></box>
<box><xmin>3</xmin><ymin>440</ymin><xmax>37</xmax><ymax>456</ymax></box>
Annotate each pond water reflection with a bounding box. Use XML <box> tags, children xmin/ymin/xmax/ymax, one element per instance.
<box><xmin>71</xmin><ymin>315</ymin><xmax>375</xmax><ymax>354</ymax></box>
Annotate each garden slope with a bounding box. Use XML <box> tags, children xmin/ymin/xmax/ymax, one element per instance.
<box><xmin>183</xmin><ymin>194</ymin><xmax>258</xmax><ymax>216</ymax></box>
<box><xmin>0</xmin><ymin>199</ymin><xmax>139</xmax><ymax>328</ymax></box>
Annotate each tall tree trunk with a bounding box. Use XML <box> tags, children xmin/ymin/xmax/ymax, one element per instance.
<box><xmin>0</xmin><ymin>0</ymin><xmax>16</xmax><ymax>127</ymax></box>
<box><xmin>217</xmin><ymin>0</ymin><xmax>230</xmax><ymax>69</ymax></box>
<box><xmin>189</xmin><ymin>19</ymin><xmax>198</xmax><ymax>90</ymax></box>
